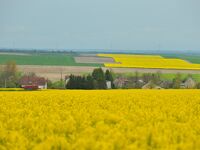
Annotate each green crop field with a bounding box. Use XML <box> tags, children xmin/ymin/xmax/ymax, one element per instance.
<box><xmin>161</xmin><ymin>53</ymin><xmax>200</xmax><ymax>64</ymax></box>
<box><xmin>160</xmin><ymin>73</ymin><xmax>200</xmax><ymax>82</ymax></box>
<box><xmin>116</xmin><ymin>72</ymin><xmax>200</xmax><ymax>82</ymax></box>
<box><xmin>0</xmin><ymin>53</ymin><xmax>103</xmax><ymax>67</ymax></box>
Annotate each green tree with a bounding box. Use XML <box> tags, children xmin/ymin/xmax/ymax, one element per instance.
<box><xmin>0</xmin><ymin>66</ymin><xmax>3</xmax><ymax>87</ymax></box>
<box><xmin>47</xmin><ymin>80</ymin><xmax>53</xmax><ymax>89</ymax></box>
<box><xmin>142</xmin><ymin>73</ymin><xmax>152</xmax><ymax>83</ymax></box>
<box><xmin>86</xmin><ymin>75</ymin><xmax>94</xmax><ymax>89</ymax></box>
<box><xmin>92</xmin><ymin>68</ymin><xmax>106</xmax><ymax>89</ymax></box>
<box><xmin>4</xmin><ymin>61</ymin><xmax>17</xmax><ymax>78</ymax></box>
<box><xmin>196</xmin><ymin>82</ymin><xmax>200</xmax><ymax>89</ymax></box>
<box><xmin>172</xmin><ymin>73</ymin><xmax>182</xmax><ymax>89</ymax></box>
<box><xmin>51</xmin><ymin>80</ymin><xmax>65</xmax><ymax>89</ymax></box>
<box><xmin>134</xmin><ymin>71</ymin><xmax>140</xmax><ymax>88</ymax></box>
<box><xmin>1</xmin><ymin>61</ymin><xmax>20</xmax><ymax>88</ymax></box>
<box><xmin>66</xmin><ymin>75</ymin><xmax>90</xmax><ymax>89</ymax></box>
<box><xmin>79</xmin><ymin>76</ymin><xmax>86</xmax><ymax>89</ymax></box>
<box><xmin>105</xmin><ymin>70</ymin><xmax>113</xmax><ymax>81</ymax></box>
<box><xmin>66</xmin><ymin>74</ymin><xmax>75</xmax><ymax>89</ymax></box>
<box><xmin>152</xmin><ymin>72</ymin><xmax>161</xmax><ymax>84</ymax></box>
<box><xmin>105</xmin><ymin>69</ymin><xmax>115</xmax><ymax>88</ymax></box>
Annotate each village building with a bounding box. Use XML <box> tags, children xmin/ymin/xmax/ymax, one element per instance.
<box><xmin>181</xmin><ymin>77</ymin><xmax>196</xmax><ymax>89</ymax></box>
<box><xmin>65</xmin><ymin>76</ymin><xmax>70</xmax><ymax>85</ymax></box>
<box><xmin>20</xmin><ymin>75</ymin><xmax>47</xmax><ymax>89</ymax></box>
<box><xmin>160</xmin><ymin>80</ymin><xmax>173</xmax><ymax>89</ymax></box>
<box><xmin>106</xmin><ymin>81</ymin><xmax>112</xmax><ymax>89</ymax></box>
<box><xmin>113</xmin><ymin>77</ymin><xmax>129</xmax><ymax>88</ymax></box>
<box><xmin>138</xmin><ymin>79</ymin><xmax>144</xmax><ymax>83</ymax></box>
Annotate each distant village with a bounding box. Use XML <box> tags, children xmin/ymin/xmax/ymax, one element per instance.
<box><xmin>0</xmin><ymin>61</ymin><xmax>199</xmax><ymax>90</ymax></box>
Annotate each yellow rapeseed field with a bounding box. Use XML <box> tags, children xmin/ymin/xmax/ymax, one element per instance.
<box><xmin>98</xmin><ymin>54</ymin><xmax>200</xmax><ymax>70</ymax></box>
<box><xmin>0</xmin><ymin>90</ymin><xmax>200</xmax><ymax>150</ymax></box>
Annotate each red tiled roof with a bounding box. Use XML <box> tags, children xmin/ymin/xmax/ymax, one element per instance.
<box><xmin>20</xmin><ymin>76</ymin><xmax>46</xmax><ymax>86</ymax></box>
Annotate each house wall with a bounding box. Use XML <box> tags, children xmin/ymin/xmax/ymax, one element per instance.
<box><xmin>38</xmin><ymin>85</ymin><xmax>47</xmax><ymax>89</ymax></box>
<box><xmin>21</xmin><ymin>85</ymin><xmax>47</xmax><ymax>89</ymax></box>
<box><xmin>106</xmin><ymin>81</ymin><xmax>112</xmax><ymax>89</ymax></box>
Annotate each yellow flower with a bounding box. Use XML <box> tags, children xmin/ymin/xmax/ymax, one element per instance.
<box><xmin>0</xmin><ymin>90</ymin><xmax>200</xmax><ymax>149</ymax></box>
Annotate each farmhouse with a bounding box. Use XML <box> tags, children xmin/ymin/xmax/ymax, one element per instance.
<box><xmin>113</xmin><ymin>77</ymin><xmax>129</xmax><ymax>88</ymax></box>
<box><xmin>20</xmin><ymin>75</ymin><xmax>47</xmax><ymax>89</ymax></box>
<box><xmin>181</xmin><ymin>77</ymin><xmax>196</xmax><ymax>89</ymax></box>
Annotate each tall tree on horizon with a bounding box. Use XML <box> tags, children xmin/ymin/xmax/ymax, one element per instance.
<box><xmin>0</xmin><ymin>61</ymin><xmax>19</xmax><ymax>88</ymax></box>
<box><xmin>92</xmin><ymin>68</ymin><xmax>107</xmax><ymax>89</ymax></box>
<box><xmin>105</xmin><ymin>69</ymin><xmax>115</xmax><ymax>88</ymax></box>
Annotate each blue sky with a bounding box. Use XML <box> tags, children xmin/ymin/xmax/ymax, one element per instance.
<box><xmin>0</xmin><ymin>0</ymin><xmax>200</xmax><ymax>50</ymax></box>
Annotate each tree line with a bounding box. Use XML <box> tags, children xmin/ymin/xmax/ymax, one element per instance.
<box><xmin>1</xmin><ymin>61</ymin><xmax>200</xmax><ymax>89</ymax></box>
<box><xmin>66</xmin><ymin>68</ymin><xmax>114</xmax><ymax>89</ymax></box>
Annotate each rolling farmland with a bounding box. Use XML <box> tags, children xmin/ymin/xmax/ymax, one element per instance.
<box><xmin>2</xmin><ymin>52</ymin><xmax>200</xmax><ymax>81</ymax></box>
<box><xmin>0</xmin><ymin>53</ymin><xmax>102</xmax><ymax>67</ymax></box>
<box><xmin>0</xmin><ymin>90</ymin><xmax>200</xmax><ymax>149</ymax></box>
<box><xmin>1</xmin><ymin>52</ymin><xmax>200</xmax><ymax>70</ymax></box>
<box><xmin>98</xmin><ymin>54</ymin><xmax>200</xmax><ymax>70</ymax></box>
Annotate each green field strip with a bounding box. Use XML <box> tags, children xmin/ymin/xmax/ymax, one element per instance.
<box><xmin>0</xmin><ymin>54</ymin><xmax>103</xmax><ymax>67</ymax></box>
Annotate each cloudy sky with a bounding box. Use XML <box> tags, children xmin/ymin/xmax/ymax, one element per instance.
<box><xmin>0</xmin><ymin>0</ymin><xmax>200</xmax><ymax>50</ymax></box>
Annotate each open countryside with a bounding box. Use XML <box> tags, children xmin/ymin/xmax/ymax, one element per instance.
<box><xmin>1</xmin><ymin>52</ymin><xmax>200</xmax><ymax>70</ymax></box>
<box><xmin>1</xmin><ymin>0</ymin><xmax>200</xmax><ymax>149</ymax></box>
<box><xmin>2</xmin><ymin>52</ymin><xmax>200</xmax><ymax>81</ymax></box>
<box><xmin>0</xmin><ymin>53</ymin><xmax>102</xmax><ymax>67</ymax></box>
<box><xmin>98</xmin><ymin>54</ymin><xmax>200</xmax><ymax>70</ymax></box>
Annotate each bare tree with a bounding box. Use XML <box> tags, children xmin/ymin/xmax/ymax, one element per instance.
<box><xmin>4</xmin><ymin>61</ymin><xmax>17</xmax><ymax>78</ymax></box>
<box><xmin>2</xmin><ymin>61</ymin><xmax>18</xmax><ymax>88</ymax></box>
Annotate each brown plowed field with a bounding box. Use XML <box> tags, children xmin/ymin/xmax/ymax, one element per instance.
<box><xmin>10</xmin><ymin>65</ymin><xmax>200</xmax><ymax>81</ymax></box>
<box><xmin>74</xmin><ymin>56</ymin><xmax>115</xmax><ymax>64</ymax></box>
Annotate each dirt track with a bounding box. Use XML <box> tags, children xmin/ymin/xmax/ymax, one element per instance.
<box><xmin>14</xmin><ymin>65</ymin><xmax>200</xmax><ymax>81</ymax></box>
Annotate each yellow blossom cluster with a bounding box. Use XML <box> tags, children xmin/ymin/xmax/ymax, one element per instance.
<box><xmin>0</xmin><ymin>90</ymin><xmax>200</xmax><ymax>150</ymax></box>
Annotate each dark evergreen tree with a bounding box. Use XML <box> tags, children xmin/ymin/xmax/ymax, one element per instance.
<box><xmin>86</xmin><ymin>75</ymin><xmax>94</xmax><ymax>89</ymax></box>
<box><xmin>105</xmin><ymin>70</ymin><xmax>113</xmax><ymax>81</ymax></box>
<box><xmin>92</xmin><ymin>68</ymin><xmax>106</xmax><ymax>89</ymax></box>
<box><xmin>93</xmin><ymin>80</ymin><xmax>98</xmax><ymax>89</ymax></box>
<box><xmin>80</xmin><ymin>76</ymin><xmax>86</xmax><ymax>89</ymax></box>
<box><xmin>66</xmin><ymin>74</ymin><xmax>94</xmax><ymax>89</ymax></box>
<box><xmin>66</xmin><ymin>74</ymin><xmax>75</xmax><ymax>89</ymax></box>
<box><xmin>105</xmin><ymin>69</ymin><xmax>115</xmax><ymax>88</ymax></box>
<box><xmin>76</xmin><ymin>76</ymin><xmax>81</xmax><ymax>89</ymax></box>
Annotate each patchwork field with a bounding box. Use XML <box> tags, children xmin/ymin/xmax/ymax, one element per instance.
<box><xmin>2</xmin><ymin>52</ymin><xmax>200</xmax><ymax>81</ymax></box>
<box><xmin>0</xmin><ymin>90</ymin><xmax>200</xmax><ymax>149</ymax></box>
<box><xmin>98</xmin><ymin>54</ymin><xmax>200</xmax><ymax>70</ymax></box>
<box><xmin>0</xmin><ymin>53</ymin><xmax>102</xmax><ymax>67</ymax></box>
<box><xmin>1</xmin><ymin>52</ymin><xmax>200</xmax><ymax>71</ymax></box>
